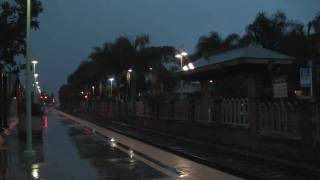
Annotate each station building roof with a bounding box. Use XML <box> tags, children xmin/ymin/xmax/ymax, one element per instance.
<box><xmin>181</xmin><ymin>44</ymin><xmax>295</xmax><ymax>80</ymax></box>
<box><xmin>193</xmin><ymin>44</ymin><xmax>294</xmax><ymax>69</ymax></box>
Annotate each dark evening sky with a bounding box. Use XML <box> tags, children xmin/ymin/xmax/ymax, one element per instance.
<box><xmin>28</xmin><ymin>0</ymin><xmax>320</xmax><ymax>95</ymax></box>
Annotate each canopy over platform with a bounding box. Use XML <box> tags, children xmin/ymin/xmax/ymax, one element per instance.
<box><xmin>181</xmin><ymin>44</ymin><xmax>295</xmax><ymax>80</ymax></box>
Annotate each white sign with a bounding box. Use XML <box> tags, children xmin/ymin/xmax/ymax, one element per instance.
<box><xmin>272</xmin><ymin>76</ymin><xmax>288</xmax><ymax>98</ymax></box>
<box><xmin>300</xmin><ymin>67</ymin><xmax>312</xmax><ymax>87</ymax></box>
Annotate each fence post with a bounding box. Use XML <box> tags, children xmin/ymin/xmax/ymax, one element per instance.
<box><xmin>190</xmin><ymin>99</ymin><xmax>195</xmax><ymax>123</ymax></box>
<box><xmin>247</xmin><ymin>77</ymin><xmax>257</xmax><ymax>144</ymax></box>
<box><xmin>3</xmin><ymin>74</ymin><xmax>7</xmax><ymax>128</ymax></box>
<box><xmin>299</xmin><ymin>98</ymin><xmax>316</xmax><ymax>158</ymax></box>
<box><xmin>0</xmin><ymin>71</ymin><xmax>3</xmax><ymax>128</ymax></box>
<box><xmin>200</xmin><ymin>80</ymin><xmax>209</xmax><ymax>122</ymax></box>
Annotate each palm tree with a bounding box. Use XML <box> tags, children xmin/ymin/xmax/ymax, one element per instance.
<box><xmin>195</xmin><ymin>32</ymin><xmax>223</xmax><ymax>59</ymax></box>
<box><xmin>134</xmin><ymin>35</ymin><xmax>150</xmax><ymax>50</ymax></box>
<box><xmin>195</xmin><ymin>32</ymin><xmax>242</xmax><ymax>59</ymax></box>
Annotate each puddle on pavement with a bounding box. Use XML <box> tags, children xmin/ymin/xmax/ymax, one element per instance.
<box><xmin>0</xmin><ymin>112</ymin><xmax>169</xmax><ymax>180</ymax></box>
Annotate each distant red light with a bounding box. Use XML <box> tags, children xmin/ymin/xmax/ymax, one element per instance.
<box><xmin>84</xmin><ymin>95</ymin><xmax>88</xmax><ymax>99</ymax></box>
<box><xmin>43</xmin><ymin>115</ymin><xmax>48</xmax><ymax>128</ymax></box>
<box><xmin>44</xmin><ymin>96</ymin><xmax>48</xmax><ymax>99</ymax></box>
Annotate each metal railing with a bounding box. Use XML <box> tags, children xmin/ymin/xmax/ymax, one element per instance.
<box><xmin>221</xmin><ymin>98</ymin><xmax>249</xmax><ymax>127</ymax></box>
<box><xmin>258</xmin><ymin>102</ymin><xmax>300</xmax><ymax>139</ymax></box>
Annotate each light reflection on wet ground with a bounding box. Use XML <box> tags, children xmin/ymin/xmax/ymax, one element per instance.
<box><xmin>0</xmin><ymin>111</ymin><xmax>168</xmax><ymax>180</ymax></box>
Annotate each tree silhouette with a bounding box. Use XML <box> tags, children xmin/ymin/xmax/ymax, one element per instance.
<box><xmin>0</xmin><ymin>0</ymin><xmax>43</xmax><ymax>69</ymax></box>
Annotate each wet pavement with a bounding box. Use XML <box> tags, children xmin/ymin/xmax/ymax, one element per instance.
<box><xmin>0</xmin><ymin>109</ymin><xmax>242</xmax><ymax>180</ymax></box>
<box><xmin>1</xmin><ymin>111</ymin><xmax>167</xmax><ymax>179</ymax></box>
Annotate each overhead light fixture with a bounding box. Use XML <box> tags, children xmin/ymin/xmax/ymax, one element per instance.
<box><xmin>188</xmin><ymin>63</ymin><xmax>195</xmax><ymax>70</ymax></box>
<box><xmin>182</xmin><ymin>65</ymin><xmax>189</xmax><ymax>71</ymax></box>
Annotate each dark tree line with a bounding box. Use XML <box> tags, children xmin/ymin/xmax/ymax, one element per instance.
<box><xmin>60</xmin><ymin>35</ymin><xmax>178</xmax><ymax>104</ymax></box>
<box><xmin>195</xmin><ymin>11</ymin><xmax>320</xmax><ymax>61</ymax></box>
<box><xmin>0</xmin><ymin>0</ymin><xmax>42</xmax><ymax>72</ymax></box>
<box><xmin>60</xmin><ymin>11</ymin><xmax>320</xmax><ymax>104</ymax></box>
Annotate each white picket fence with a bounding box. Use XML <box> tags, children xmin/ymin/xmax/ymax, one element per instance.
<box><xmin>221</xmin><ymin>98</ymin><xmax>249</xmax><ymax>127</ymax></box>
<box><xmin>314</xmin><ymin>104</ymin><xmax>320</xmax><ymax>142</ymax></box>
<box><xmin>258</xmin><ymin>102</ymin><xmax>300</xmax><ymax>139</ymax></box>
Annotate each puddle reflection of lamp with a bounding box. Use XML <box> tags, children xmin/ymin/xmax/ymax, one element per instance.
<box><xmin>32</xmin><ymin>163</ymin><xmax>40</xmax><ymax>179</ymax></box>
<box><xmin>110</xmin><ymin>138</ymin><xmax>117</xmax><ymax>148</ymax></box>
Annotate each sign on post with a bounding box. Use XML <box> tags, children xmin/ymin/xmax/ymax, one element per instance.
<box><xmin>272</xmin><ymin>76</ymin><xmax>288</xmax><ymax>98</ymax></box>
<box><xmin>300</xmin><ymin>67</ymin><xmax>312</xmax><ymax>87</ymax></box>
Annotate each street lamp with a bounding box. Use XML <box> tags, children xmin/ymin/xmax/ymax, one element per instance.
<box><xmin>31</xmin><ymin>60</ymin><xmax>38</xmax><ymax>75</ymax></box>
<box><xmin>109</xmin><ymin>78</ymin><xmax>114</xmax><ymax>97</ymax></box>
<box><xmin>176</xmin><ymin>50</ymin><xmax>188</xmax><ymax>98</ymax></box>
<box><xmin>181</xmin><ymin>51</ymin><xmax>188</xmax><ymax>56</ymax></box>
<box><xmin>24</xmin><ymin>0</ymin><xmax>33</xmax><ymax>155</ymax></box>
<box><xmin>175</xmin><ymin>50</ymin><xmax>188</xmax><ymax>70</ymax></box>
<box><xmin>187</xmin><ymin>62</ymin><xmax>195</xmax><ymax>70</ymax></box>
<box><xmin>92</xmin><ymin>86</ymin><xmax>95</xmax><ymax>97</ymax></box>
<box><xmin>34</xmin><ymin>73</ymin><xmax>38</xmax><ymax>81</ymax></box>
<box><xmin>182</xmin><ymin>65</ymin><xmax>189</xmax><ymax>71</ymax></box>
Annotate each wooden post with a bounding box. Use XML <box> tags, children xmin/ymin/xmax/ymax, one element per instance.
<box><xmin>130</xmin><ymin>71</ymin><xmax>136</xmax><ymax>115</ymax></box>
<box><xmin>3</xmin><ymin>74</ymin><xmax>7</xmax><ymax>128</ymax></box>
<box><xmin>247</xmin><ymin>77</ymin><xmax>257</xmax><ymax>138</ymax></box>
<box><xmin>299</xmin><ymin>98</ymin><xmax>315</xmax><ymax>159</ymax></box>
<box><xmin>200</xmin><ymin>80</ymin><xmax>209</xmax><ymax>122</ymax></box>
<box><xmin>0</xmin><ymin>71</ymin><xmax>3</xmax><ymax>128</ymax></box>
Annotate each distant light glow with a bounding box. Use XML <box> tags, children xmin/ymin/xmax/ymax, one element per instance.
<box><xmin>149</xmin><ymin>67</ymin><xmax>152</xmax><ymax>71</ymax></box>
<box><xmin>209</xmin><ymin>80</ymin><xmax>213</xmax><ymax>83</ymax></box>
<box><xmin>110</xmin><ymin>138</ymin><xmax>115</xmax><ymax>142</ymax></box>
<box><xmin>34</xmin><ymin>74</ymin><xmax>39</xmax><ymax>78</ymax></box>
<box><xmin>128</xmin><ymin>69</ymin><xmax>133</xmax><ymax>72</ymax></box>
<box><xmin>31</xmin><ymin>163</ymin><xmax>40</xmax><ymax>179</ymax></box>
<box><xmin>129</xmin><ymin>149</ymin><xmax>134</xmax><ymax>159</ymax></box>
<box><xmin>175</xmin><ymin>54</ymin><xmax>182</xmax><ymax>58</ymax></box>
<box><xmin>109</xmin><ymin>78</ymin><xmax>114</xmax><ymax>82</ymax></box>
<box><xmin>43</xmin><ymin>115</ymin><xmax>48</xmax><ymax>128</ymax></box>
<box><xmin>182</xmin><ymin>65</ymin><xmax>189</xmax><ymax>71</ymax></box>
<box><xmin>31</xmin><ymin>60</ymin><xmax>38</xmax><ymax>64</ymax></box>
<box><xmin>187</xmin><ymin>63</ymin><xmax>195</xmax><ymax>70</ymax></box>
<box><xmin>111</xmin><ymin>142</ymin><xmax>117</xmax><ymax>148</ymax></box>
<box><xmin>92</xmin><ymin>86</ymin><xmax>95</xmax><ymax>89</ymax></box>
<box><xmin>178</xmin><ymin>169</ymin><xmax>190</xmax><ymax>178</ymax></box>
<box><xmin>181</xmin><ymin>51</ymin><xmax>188</xmax><ymax>56</ymax></box>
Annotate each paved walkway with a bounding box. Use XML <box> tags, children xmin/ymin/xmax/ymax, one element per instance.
<box><xmin>0</xmin><ymin>108</ymin><xmax>242</xmax><ymax>180</ymax></box>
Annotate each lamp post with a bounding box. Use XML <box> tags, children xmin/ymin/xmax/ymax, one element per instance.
<box><xmin>34</xmin><ymin>73</ymin><xmax>38</xmax><ymax>80</ymax></box>
<box><xmin>31</xmin><ymin>60</ymin><xmax>38</xmax><ymax>75</ymax></box>
<box><xmin>127</xmin><ymin>69</ymin><xmax>132</xmax><ymax>101</ymax></box>
<box><xmin>92</xmin><ymin>86</ymin><xmax>95</xmax><ymax>98</ymax></box>
<box><xmin>24</xmin><ymin>0</ymin><xmax>33</xmax><ymax>155</ymax></box>
<box><xmin>175</xmin><ymin>50</ymin><xmax>188</xmax><ymax>70</ymax></box>
<box><xmin>175</xmin><ymin>50</ymin><xmax>188</xmax><ymax>98</ymax></box>
<box><xmin>109</xmin><ymin>78</ymin><xmax>114</xmax><ymax>97</ymax></box>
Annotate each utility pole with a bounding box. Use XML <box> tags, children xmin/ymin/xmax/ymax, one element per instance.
<box><xmin>25</xmin><ymin>0</ymin><xmax>33</xmax><ymax>155</ymax></box>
